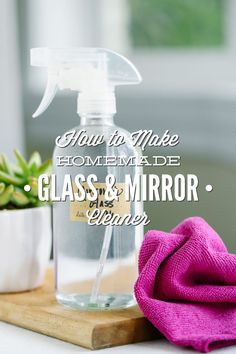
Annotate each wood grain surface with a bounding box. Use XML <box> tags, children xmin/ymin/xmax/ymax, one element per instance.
<box><xmin>0</xmin><ymin>268</ymin><xmax>159</xmax><ymax>349</ymax></box>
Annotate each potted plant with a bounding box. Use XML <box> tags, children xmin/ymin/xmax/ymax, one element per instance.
<box><xmin>0</xmin><ymin>150</ymin><xmax>52</xmax><ymax>293</ymax></box>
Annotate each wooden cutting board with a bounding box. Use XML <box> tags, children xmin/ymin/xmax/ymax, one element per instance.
<box><xmin>0</xmin><ymin>268</ymin><xmax>159</xmax><ymax>349</ymax></box>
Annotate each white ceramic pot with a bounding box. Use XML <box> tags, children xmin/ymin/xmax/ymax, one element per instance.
<box><xmin>0</xmin><ymin>206</ymin><xmax>52</xmax><ymax>293</ymax></box>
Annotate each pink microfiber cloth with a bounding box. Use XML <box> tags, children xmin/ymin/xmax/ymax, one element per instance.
<box><xmin>135</xmin><ymin>217</ymin><xmax>236</xmax><ymax>353</ymax></box>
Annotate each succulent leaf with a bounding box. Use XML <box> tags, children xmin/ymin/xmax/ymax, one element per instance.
<box><xmin>28</xmin><ymin>151</ymin><xmax>42</xmax><ymax>169</ymax></box>
<box><xmin>28</xmin><ymin>195</ymin><xmax>39</xmax><ymax>206</ymax></box>
<box><xmin>0</xmin><ymin>183</ymin><xmax>5</xmax><ymax>195</ymax></box>
<box><xmin>37</xmin><ymin>159</ymin><xmax>52</xmax><ymax>176</ymax></box>
<box><xmin>28</xmin><ymin>176</ymin><xmax>38</xmax><ymax>197</ymax></box>
<box><xmin>29</xmin><ymin>162</ymin><xmax>38</xmax><ymax>177</ymax></box>
<box><xmin>0</xmin><ymin>171</ymin><xmax>24</xmax><ymax>186</ymax></box>
<box><xmin>11</xmin><ymin>190</ymin><xmax>31</xmax><ymax>207</ymax></box>
<box><xmin>11</xmin><ymin>165</ymin><xmax>25</xmax><ymax>178</ymax></box>
<box><xmin>0</xmin><ymin>154</ymin><xmax>11</xmax><ymax>174</ymax></box>
<box><xmin>14</xmin><ymin>149</ymin><xmax>30</xmax><ymax>177</ymax></box>
<box><xmin>0</xmin><ymin>185</ymin><xmax>14</xmax><ymax>207</ymax></box>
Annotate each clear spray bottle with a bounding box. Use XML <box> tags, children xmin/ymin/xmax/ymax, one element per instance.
<box><xmin>31</xmin><ymin>47</ymin><xmax>143</xmax><ymax>310</ymax></box>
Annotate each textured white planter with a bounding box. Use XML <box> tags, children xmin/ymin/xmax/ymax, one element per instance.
<box><xmin>0</xmin><ymin>206</ymin><xmax>52</xmax><ymax>293</ymax></box>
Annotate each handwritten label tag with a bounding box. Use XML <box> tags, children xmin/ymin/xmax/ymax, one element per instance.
<box><xmin>70</xmin><ymin>182</ymin><xmax>130</xmax><ymax>222</ymax></box>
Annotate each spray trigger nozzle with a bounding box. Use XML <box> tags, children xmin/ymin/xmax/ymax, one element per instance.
<box><xmin>31</xmin><ymin>47</ymin><xmax>142</xmax><ymax>117</ymax></box>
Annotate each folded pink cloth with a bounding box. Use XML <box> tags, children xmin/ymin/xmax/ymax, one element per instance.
<box><xmin>135</xmin><ymin>217</ymin><xmax>236</xmax><ymax>353</ymax></box>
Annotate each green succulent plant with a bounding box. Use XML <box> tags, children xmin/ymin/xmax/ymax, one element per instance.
<box><xmin>0</xmin><ymin>150</ymin><xmax>51</xmax><ymax>210</ymax></box>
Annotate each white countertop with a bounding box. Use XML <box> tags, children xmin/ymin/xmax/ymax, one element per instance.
<box><xmin>0</xmin><ymin>322</ymin><xmax>235</xmax><ymax>354</ymax></box>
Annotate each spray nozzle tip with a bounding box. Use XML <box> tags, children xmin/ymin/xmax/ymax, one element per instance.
<box><xmin>32</xmin><ymin>112</ymin><xmax>39</xmax><ymax>118</ymax></box>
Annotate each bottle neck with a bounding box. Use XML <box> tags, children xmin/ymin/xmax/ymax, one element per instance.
<box><xmin>80</xmin><ymin>114</ymin><xmax>114</xmax><ymax>126</ymax></box>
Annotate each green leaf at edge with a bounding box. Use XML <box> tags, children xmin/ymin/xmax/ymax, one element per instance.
<box><xmin>14</xmin><ymin>149</ymin><xmax>30</xmax><ymax>177</ymax></box>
